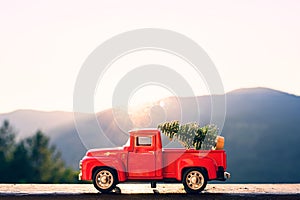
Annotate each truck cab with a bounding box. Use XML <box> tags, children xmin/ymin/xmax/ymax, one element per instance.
<box><xmin>125</xmin><ymin>129</ymin><xmax>163</xmax><ymax>179</ymax></box>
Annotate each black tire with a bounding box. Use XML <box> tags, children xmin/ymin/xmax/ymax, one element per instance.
<box><xmin>182</xmin><ymin>168</ymin><xmax>208</xmax><ymax>193</ymax></box>
<box><xmin>93</xmin><ymin>168</ymin><xmax>117</xmax><ymax>193</ymax></box>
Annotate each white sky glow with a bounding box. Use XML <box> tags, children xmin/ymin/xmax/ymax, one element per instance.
<box><xmin>0</xmin><ymin>0</ymin><xmax>300</xmax><ymax>113</ymax></box>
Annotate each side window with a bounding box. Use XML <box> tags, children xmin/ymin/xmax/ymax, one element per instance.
<box><xmin>136</xmin><ymin>136</ymin><xmax>152</xmax><ymax>146</ymax></box>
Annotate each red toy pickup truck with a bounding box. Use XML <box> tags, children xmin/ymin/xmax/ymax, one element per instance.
<box><xmin>79</xmin><ymin>129</ymin><xmax>230</xmax><ymax>193</ymax></box>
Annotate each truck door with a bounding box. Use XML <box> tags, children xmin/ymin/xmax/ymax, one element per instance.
<box><xmin>127</xmin><ymin>135</ymin><xmax>156</xmax><ymax>177</ymax></box>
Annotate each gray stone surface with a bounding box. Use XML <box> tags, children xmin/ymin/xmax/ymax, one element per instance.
<box><xmin>0</xmin><ymin>184</ymin><xmax>299</xmax><ymax>195</ymax></box>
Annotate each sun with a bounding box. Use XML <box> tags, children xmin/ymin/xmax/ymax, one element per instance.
<box><xmin>128</xmin><ymin>85</ymin><xmax>173</xmax><ymax>109</ymax></box>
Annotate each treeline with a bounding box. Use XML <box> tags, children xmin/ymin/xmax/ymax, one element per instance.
<box><xmin>0</xmin><ymin>120</ymin><xmax>78</xmax><ymax>183</ymax></box>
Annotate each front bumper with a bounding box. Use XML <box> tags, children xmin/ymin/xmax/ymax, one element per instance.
<box><xmin>78</xmin><ymin>160</ymin><xmax>82</xmax><ymax>180</ymax></box>
<box><xmin>78</xmin><ymin>172</ymin><xmax>82</xmax><ymax>180</ymax></box>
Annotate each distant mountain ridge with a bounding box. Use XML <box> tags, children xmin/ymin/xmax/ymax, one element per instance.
<box><xmin>1</xmin><ymin>87</ymin><xmax>300</xmax><ymax>183</ymax></box>
<box><xmin>0</xmin><ymin>109</ymin><xmax>75</xmax><ymax>140</ymax></box>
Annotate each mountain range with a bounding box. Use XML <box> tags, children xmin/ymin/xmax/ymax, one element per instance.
<box><xmin>1</xmin><ymin>87</ymin><xmax>300</xmax><ymax>183</ymax></box>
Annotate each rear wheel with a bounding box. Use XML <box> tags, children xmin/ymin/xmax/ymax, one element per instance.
<box><xmin>183</xmin><ymin>168</ymin><xmax>207</xmax><ymax>193</ymax></box>
<box><xmin>93</xmin><ymin>168</ymin><xmax>117</xmax><ymax>193</ymax></box>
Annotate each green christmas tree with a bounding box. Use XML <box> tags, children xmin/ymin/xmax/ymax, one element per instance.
<box><xmin>158</xmin><ymin>121</ymin><xmax>218</xmax><ymax>150</ymax></box>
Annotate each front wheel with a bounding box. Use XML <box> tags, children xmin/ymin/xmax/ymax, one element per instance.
<box><xmin>183</xmin><ymin>168</ymin><xmax>207</xmax><ymax>193</ymax></box>
<box><xmin>93</xmin><ymin>168</ymin><xmax>117</xmax><ymax>193</ymax></box>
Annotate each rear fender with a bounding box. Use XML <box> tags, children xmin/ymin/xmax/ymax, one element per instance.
<box><xmin>177</xmin><ymin>157</ymin><xmax>217</xmax><ymax>181</ymax></box>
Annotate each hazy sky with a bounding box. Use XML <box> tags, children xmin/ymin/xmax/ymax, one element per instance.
<box><xmin>0</xmin><ymin>0</ymin><xmax>299</xmax><ymax>113</ymax></box>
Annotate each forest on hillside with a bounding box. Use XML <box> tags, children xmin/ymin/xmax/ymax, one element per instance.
<box><xmin>0</xmin><ymin>120</ymin><xmax>78</xmax><ymax>183</ymax></box>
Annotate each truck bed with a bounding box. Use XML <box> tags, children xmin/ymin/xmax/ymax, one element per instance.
<box><xmin>162</xmin><ymin>149</ymin><xmax>227</xmax><ymax>180</ymax></box>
